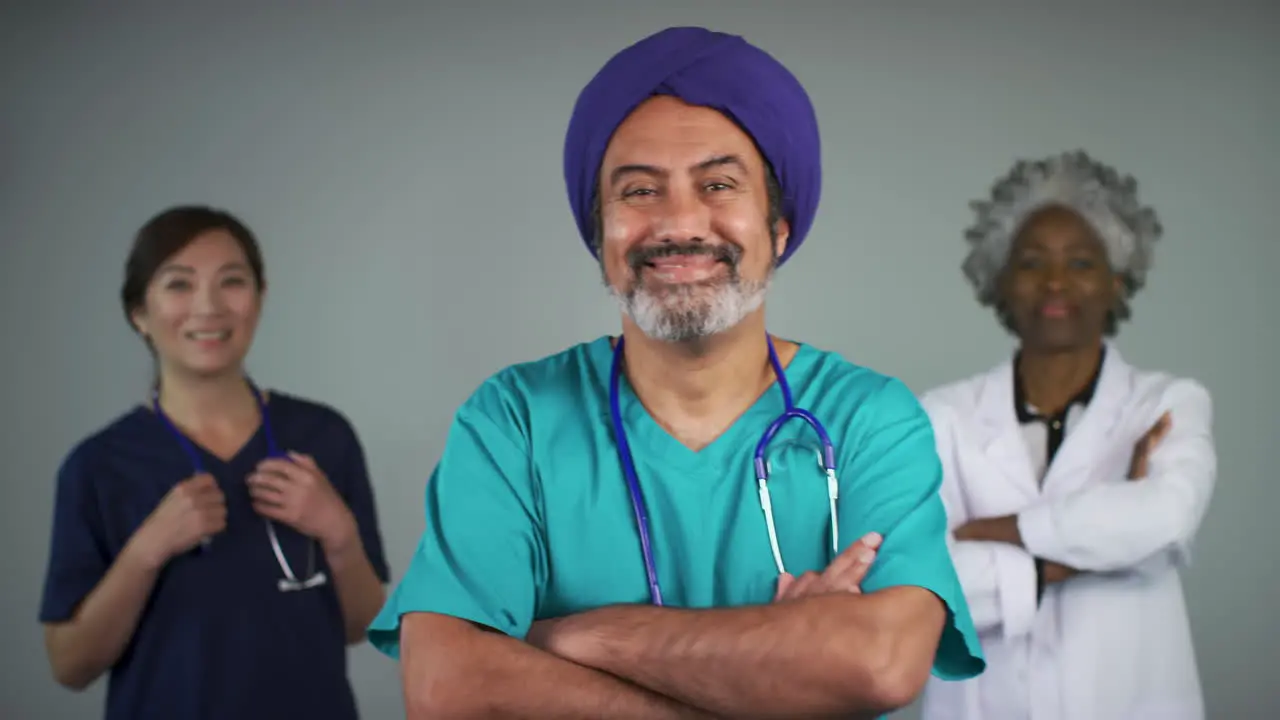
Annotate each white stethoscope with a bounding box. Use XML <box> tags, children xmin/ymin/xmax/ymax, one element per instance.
<box><xmin>152</xmin><ymin>381</ymin><xmax>328</xmax><ymax>593</ymax></box>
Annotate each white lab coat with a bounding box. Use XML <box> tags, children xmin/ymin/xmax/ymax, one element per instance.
<box><xmin>918</xmin><ymin>346</ymin><xmax>1216</xmax><ymax>720</ymax></box>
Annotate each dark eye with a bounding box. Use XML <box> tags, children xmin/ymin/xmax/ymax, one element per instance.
<box><xmin>222</xmin><ymin>275</ymin><xmax>249</xmax><ymax>287</ymax></box>
<box><xmin>622</xmin><ymin>187</ymin><xmax>657</xmax><ymax>198</ymax></box>
<box><xmin>1068</xmin><ymin>258</ymin><xmax>1097</xmax><ymax>270</ymax></box>
<box><xmin>1014</xmin><ymin>255</ymin><xmax>1042</xmax><ymax>270</ymax></box>
<box><xmin>704</xmin><ymin>182</ymin><xmax>732</xmax><ymax>192</ymax></box>
<box><xmin>164</xmin><ymin>278</ymin><xmax>192</xmax><ymax>291</ymax></box>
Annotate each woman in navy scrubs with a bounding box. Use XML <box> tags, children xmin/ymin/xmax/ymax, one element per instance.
<box><xmin>38</xmin><ymin>205</ymin><xmax>391</xmax><ymax>720</ymax></box>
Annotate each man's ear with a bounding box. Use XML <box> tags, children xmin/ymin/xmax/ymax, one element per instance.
<box><xmin>773</xmin><ymin>217</ymin><xmax>791</xmax><ymax>259</ymax></box>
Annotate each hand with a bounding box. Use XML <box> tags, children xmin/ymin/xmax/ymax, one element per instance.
<box><xmin>1042</xmin><ymin>559</ymin><xmax>1080</xmax><ymax>585</ymax></box>
<box><xmin>953</xmin><ymin>515</ymin><xmax>1023</xmax><ymax>546</ymax></box>
<box><xmin>1127</xmin><ymin>412</ymin><xmax>1172</xmax><ymax>480</ymax></box>
<box><xmin>247</xmin><ymin>452</ymin><xmax>354</xmax><ymax>550</ymax></box>
<box><xmin>772</xmin><ymin>532</ymin><xmax>881</xmax><ymax>602</ymax></box>
<box><xmin>525</xmin><ymin>615</ymin><xmax>572</xmax><ymax>656</ymax></box>
<box><xmin>133</xmin><ymin>473</ymin><xmax>226</xmax><ymax>567</ymax></box>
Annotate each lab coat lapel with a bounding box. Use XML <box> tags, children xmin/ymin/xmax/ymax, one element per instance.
<box><xmin>1040</xmin><ymin>345</ymin><xmax>1133</xmax><ymax>496</ymax></box>
<box><xmin>973</xmin><ymin>360</ymin><xmax>1041</xmax><ymax>502</ymax></box>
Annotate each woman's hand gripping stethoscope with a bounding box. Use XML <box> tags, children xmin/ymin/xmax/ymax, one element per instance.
<box><xmin>772</xmin><ymin>531</ymin><xmax>882</xmax><ymax>602</ymax></box>
<box><xmin>246</xmin><ymin>452</ymin><xmax>356</xmax><ymax>551</ymax></box>
<box><xmin>132</xmin><ymin>473</ymin><xmax>228</xmax><ymax>568</ymax></box>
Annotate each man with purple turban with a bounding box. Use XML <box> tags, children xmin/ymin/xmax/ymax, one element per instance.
<box><xmin>370</xmin><ymin>27</ymin><xmax>984</xmax><ymax>719</ymax></box>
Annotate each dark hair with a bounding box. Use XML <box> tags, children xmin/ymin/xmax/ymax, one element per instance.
<box><xmin>120</xmin><ymin>205</ymin><xmax>266</xmax><ymax>335</ymax></box>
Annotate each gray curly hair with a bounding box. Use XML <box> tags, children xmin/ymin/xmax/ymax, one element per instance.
<box><xmin>962</xmin><ymin>149</ymin><xmax>1163</xmax><ymax>335</ymax></box>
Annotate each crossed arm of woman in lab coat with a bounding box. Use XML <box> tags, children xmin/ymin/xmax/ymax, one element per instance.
<box><xmin>927</xmin><ymin>379</ymin><xmax>1217</xmax><ymax>637</ymax></box>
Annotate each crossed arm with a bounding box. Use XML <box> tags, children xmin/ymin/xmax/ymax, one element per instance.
<box><xmin>954</xmin><ymin>382</ymin><xmax>1216</xmax><ymax>574</ymax></box>
<box><xmin>392</xmin><ymin>382</ymin><xmax>971</xmax><ymax>718</ymax></box>
<box><xmin>402</xmin><ymin>585</ymin><xmax>946</xmax><ymax>720</ymax></box>
<box><xmin>930</xmin><ymin>381</ymin><xmax>1216</xmax><ymax>636</ymax></box>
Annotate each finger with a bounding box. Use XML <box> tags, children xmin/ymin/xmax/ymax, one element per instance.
<box><xmin>1142</xmin><ymin>413</ymin><xmax>1170</xmax><ymax>443</ymax></box>
<box><xmin>782</xmin><ymin>571</ymin><xmax>821</xmax><ymax>601</ymax></box>
<box><xmin>255</xmin><ymin>458</ymin><xmax>305</xmax><ymax>482</ymax></box>
<box><xmin>845</xmin><ymin>550</ymin><xmax>876</xmax><ymax>590</ymax></box>
<box><xmin>195</xmin><ymin>480</ymin><xmax>226</xmax><ymax>500</ymax></box>
<box><xmin>773</xmin><ymin>573</ymin><xmax>795</xmax><ymax>602</ymax></box>
<box><xmin>252</xmin><ymin>500</ymin><xmax>291</xmax><ymax>523</ymax></box>
<box><xmin>247</xmin><ymin>471</ymin><xmax>290</xmax><ymax>493</ymax></box>
<box><xmin>1151</xmin><ymin>413</ymin><xmax>1173</xmax><ymax>442</ymax></box>
<box><xmin>288</xmin><ymin>451</ymin><xmax>319</xmax><ymax>470</ymax></box>
<box><xmin>247</xmin><ymin>480</ymin><xmax>288</xmax><ymax>506</ymax></box>
<box><xmin>196</xmin><ymin>489</ymin><xmax>227</xmax><ymax>509</ymax></box>
<box><xmin>186</xmin><ymin>473</ymin><xmax>218</xmax><ymax>490</ymax></box>
<box><xmin>202</xmin><ymin>505</ymin><xmax>228</xmax><ymax>531</ymax></box>
<box><xmin>825</xmin><ymin>532</ymin><xmax>883</xmax><ymax>577</ymax></box>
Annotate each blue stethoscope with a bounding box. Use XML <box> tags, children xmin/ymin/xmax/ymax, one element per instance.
<box><xmin>151</xmin><ymin>380</ymin><xmax>328</xmax><ymax>593</ymax></box>
<box><xmin>608</xmin><ymin>335</ymin><xmax>840</xmax><ymax>606</ymax></box>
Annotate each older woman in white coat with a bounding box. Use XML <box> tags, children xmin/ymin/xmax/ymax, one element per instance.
<box><xmin>918</xmin><ymin>150</ymin><xmax>1217</xmax><ymax>720</ymax></box>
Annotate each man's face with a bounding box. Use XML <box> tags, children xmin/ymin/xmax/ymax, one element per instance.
<box><xmin>1000</xmin><ymin>205</ymin><xmax>1122</xmax><ymax>351</ymax></box>
<box><xmin>596</xmin><ymin>95</ymin><xmax>789</xmax><ymax>343</ymax></box>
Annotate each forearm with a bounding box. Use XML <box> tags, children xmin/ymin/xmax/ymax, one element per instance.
<box><xmin>951</xmin><ymin>540</ymin><xmax>1038</xmax><ymax>636</ymax></box>
<box><xmin>322</xmin><ymin>514</ymin><xmax>387</xmax><ymax>644</ymax></box>
<box><xmin>548</xmin><ymin>595</ymin><xmax>910</xmax><ymax>719</ymax></box>
<box><xmin>44</xmin><ymin>536</ymin><xmax>164</xmax><ymax>690</ymax></box>
<box><xmin>402</xmin><ymin>615</ymin><xmax>713</xmax><ymax>720</ymax></box>
<box><xmin>1017</xmin><ymin>480</ymin><xmax>1206</xmax><ymax>571</ymax></box>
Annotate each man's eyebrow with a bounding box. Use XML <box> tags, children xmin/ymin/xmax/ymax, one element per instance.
<box><xmin>695</xmin><ymin>154</ymin><xmax>747</xmax><ymax>173</ymax></box>
<box><xmin>609</xmin><ymin>163</ymin><xmax>664</xmax><ymax>186</ymax></box>
<box><xmin>608</xmin><ymin>154</ymin><xmax>748</xmax><ymax>186</ymax></box>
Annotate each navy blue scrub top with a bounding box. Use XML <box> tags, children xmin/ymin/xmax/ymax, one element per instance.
<box><xmin>38</xmin><ymin>391</ymin><xmax>391</xmax><ymax>720</ymax></box>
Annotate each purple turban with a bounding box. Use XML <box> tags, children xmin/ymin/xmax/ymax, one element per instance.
<box><xmin>563</xmin><ymin>26</ymin><xmax>822</xmax><ymax>266</ymax></box>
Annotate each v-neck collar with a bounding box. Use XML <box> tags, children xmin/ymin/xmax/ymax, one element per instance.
<box><xmin>139</xmin><ymin>398</ymin><xmax>272</xmax><ymax>472</ymax></box>
<box><xmin>587</xmin><ymin>335</ymin><xmax>816</xmax><ymax>477</ymax></box>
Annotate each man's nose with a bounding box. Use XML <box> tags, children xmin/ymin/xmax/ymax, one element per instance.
<box><xmin>652</xmin><ymin>186</ymin><xmax>711</xmax><ymax>244</ymax></box>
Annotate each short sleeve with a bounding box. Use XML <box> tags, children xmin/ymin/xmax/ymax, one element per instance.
<box><xmin>366</xmin><ymin>391</ymin><xmax>547</xmax><ymax>659</ymax></box>
<box><xmin>330</xmin><ymin>416</ymin><xmax>391</xmax><ymax>583</ymax></box>
<box><xmin>39</xmin><ymin>444</ymin><xmax>111</xmax><ymax>623</ymax></box>
<box><xmin>841</xmin><ymin>379</ymin><xmax>986</xmax><ymax>681</ymax></box>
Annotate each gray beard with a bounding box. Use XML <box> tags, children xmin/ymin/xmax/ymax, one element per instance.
<box><xmin>608</xmin><ymin>274</ymin><xmax>771</xmax><ymax>343</ymax></box>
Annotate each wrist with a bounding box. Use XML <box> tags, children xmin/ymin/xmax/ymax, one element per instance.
<box><xmin>319</xmin><ymin>508</ymin><xmax>360</xmax><ymax>558</ymax></box>
<box><xmin>123</xmin><ymin>530</ymin><xmax>169</xmax><ymax>573</ymax></box>
<box><xmin>548</xmin><ymin>609</ymin><xmax>612</xmax><ymax>668</ymax></box>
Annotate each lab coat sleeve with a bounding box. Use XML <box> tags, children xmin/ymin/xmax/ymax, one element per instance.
<box><xmin>946</xmin><ymin>541</ymin><xmax>1038</xmax><ymax>637</ymax></box>
<box><xmin>365</xmin><ymin>382</ymin><xmax>546</xmax><ymax>659</ymax></box>
<box><xmin>924</xmin><ymin>395</ymin><xmax>1038</xmax><ymax>639</ymax></box>
<box><xmin>844</xmin><ymin>379</ymin><xmax>985</xmax><ymax>681</ymax></box>
<box><xmin>1017</xmin><ymin>379</ymin><xmax>1217</xmax><ymax>572</ymax></box>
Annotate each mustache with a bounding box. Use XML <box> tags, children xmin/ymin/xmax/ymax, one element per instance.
<box><xmin>626</xmin><ymin>242</ymin><xmax>743</xmax><ymax>275</ymax></box>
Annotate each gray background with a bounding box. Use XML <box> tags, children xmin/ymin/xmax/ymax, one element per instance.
<box><xmin>2</xmin><ymin>1</ymin><xmax>1276</xmax><ymax>718</ymax></box>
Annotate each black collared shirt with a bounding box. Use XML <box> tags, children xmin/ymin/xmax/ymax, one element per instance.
<box><xmin>1014</xmin><ymin>347</ymin><xmax>1105</xmax><ymax>484</ymax></box>
<box><xmin>1014</xmin><ymin>348</ymin><xmax>1104</xmax><ymax>604</ymax></box>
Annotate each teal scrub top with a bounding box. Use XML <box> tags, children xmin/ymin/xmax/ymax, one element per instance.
<box><xmin>369</xmin><ymin>336</ymin><xmax>984</xmax><ymax>681</ymax></box>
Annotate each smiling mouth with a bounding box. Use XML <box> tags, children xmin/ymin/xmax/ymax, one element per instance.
<box><xmin>185</xmin><ymin>330</ymin><xmax>231</xmax><ymax>342</ymax></box>
<box><xmin>643</xmin><ymin>254</ymin><xmax>727</xmax><ymax>283</ymax></box>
